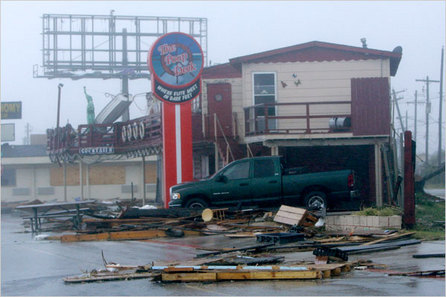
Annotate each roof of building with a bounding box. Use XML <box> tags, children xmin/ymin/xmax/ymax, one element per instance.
<box><xmin>1</xmin><ymin>144</ymin><xmax>47</xmax><ymax>158</ymax></box>
<box><xmin>203</xmin><ymin>62</ymin><xmax>242</xmax><ymax>79</ymax></box>
<box><xmin>203</xmin><ymin>41</ymin><xmax>402</xmax><ymax>78</ymax></box>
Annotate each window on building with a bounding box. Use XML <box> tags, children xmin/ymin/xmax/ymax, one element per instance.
<box><xmin>253</xmin><ymin>73</ymin><xmax>276</xmax><ymax>130</ymax></box>
<box><xmin>1</xmin><ymin>167</ymin><xmax>16</xmax><ymax>186</ymax></box>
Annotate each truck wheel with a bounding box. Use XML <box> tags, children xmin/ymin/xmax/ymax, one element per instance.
<box><xmin>185</xmin><ymin>198</ymin><xmax>208</xmax><ymax>209</ymax></box>
<box><xmin>304</xmin><ymin>191</ymin><xmax>327</xmax><ymax>210</ymax></box>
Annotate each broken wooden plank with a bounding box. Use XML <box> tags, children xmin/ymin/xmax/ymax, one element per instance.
<box><xmin>388</xmin><ymin>269</ymin><xmax>445</xmax><ymax>277</ymax></box>
<box><xmin>161</xmin><ymin>269</ymin><xmax>322</xmax><ymax>282</ymax></box>
<box><xmin>361</xmin><ymin>232</ymin><xmax>415</xmax><ymax>246</ymax></box>
<box><xmin>64</xmin><ymin>272</ymin><xmax>153</xmax><ymax>283</ymax></box>
<box><xmin>60</xmin><ymin>230</ymin><xmax>167</xmax><ymax>242</ymax></box>
<box><xmin>412</xmin><ymin>253</ymin><xmax>445</xmax><ymax>258</ymax></box>
<box><xmin>162</xmin><ymin>272</ymin><xmax>217</xmax><ymax>282</ymax></box>
<box><xmin>195</xmin><ymin>243</ymin><xmax>274</xmax><ymax>258</ymax></box>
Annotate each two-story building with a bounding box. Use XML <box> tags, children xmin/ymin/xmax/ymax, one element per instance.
<box><xmin>192</xmin><ymin>41</ymin><xmax>402</xmax><ymax>207</ymax></box>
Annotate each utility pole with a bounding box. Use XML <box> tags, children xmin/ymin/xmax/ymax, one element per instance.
<box><xmin>392</xmin><ymin>89</ymin><xmax>406</xmax><ymax>133</ymax></box>
<box><xmin>438</xmin><ymin>47</ymin><xmax>444</xmax><ymax>166</ymax></box>
<box><xmin>24</xmin><ymin>123</ymin><xmax>32</xmax><ymax>145</ymax></box>
<box><xmin>416</xmin><ymin>76</ymin><xmax>440</xmax><ymax>165</ymax></box>
<box><xmin>405</xmin><ymin>110</ymin><xmax>408</xmax><ymax>133</ymax></box>
<box><xmin>406</xmin><ymin>90</ymin><xmax>425</xmax><ymax>143</ymax></box>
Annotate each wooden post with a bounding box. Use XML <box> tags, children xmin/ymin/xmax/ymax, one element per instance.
<box><xmin>403</xmin><ymin>131</ymin><xmax>415</xmax><ymax>228</ymax></box>
<box><xmin>86</xmin><ymin>163</ymin><xmax>90</xmax><ymax>199</ymax></box>
<box><xmin>142</xmin><ymin>155</ymin><xmax>146</xmax><ymax>206</ymax></box>
<box><xmin>63</xmin><ymin>162</ymin><xmax>67</xmax><ymax>202</ymax></box>
<box><xmin>80</xmin><ymin>160</ymin><xmax>84</xmax><ymax>200</ymax></box>
<box><xmin>374</xmin><ymin>144</ymin><xmax>383</xmax><ymax>207</ymax></box>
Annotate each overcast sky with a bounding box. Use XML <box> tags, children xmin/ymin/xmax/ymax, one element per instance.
<box><xmin>1</xmin><ymin>0</ymin><xmax>445</xmax><ymax>154</ymax></box>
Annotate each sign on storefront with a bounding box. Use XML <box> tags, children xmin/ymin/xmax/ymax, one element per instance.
<box><xmin>1</xmin><ymin>101</ymin><xmax>22</xmax><ymax>119</ymax></box>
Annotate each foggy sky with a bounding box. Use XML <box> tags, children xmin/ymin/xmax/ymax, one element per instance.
<box><xmin>1</xmin><ymin>1</ymin><xmax>445</xmax><ymax>154</ymax></box>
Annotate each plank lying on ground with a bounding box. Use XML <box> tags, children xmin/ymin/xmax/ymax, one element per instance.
<box><xmin>339</xmin><ymin>239</ymin><xmax>421</xmax><ymax>254</ymax></box>
<box><xmin>361</xmin><ymin>232</ymin><xmax>415</xmax><ymax>246</ymax></box>
<box><xmin>60</xmin><ymin>229</ymin><xmax>201</xmax><ymax>242</ymax></box>
<box><xmin>63</xmin><ymin>272</ymin><xmax>153</xmax><ymax>283</ymax></box>
<box><xmin>161</xmin><ymin>270</ymin><xmax>322</xmax><ymax>282</ymax></box>
<box><xmin>344</xmin><ymin>245</ymin><xmax>401</xmax><ymax>254</ymax></box>
<box><xmin>195</xmin><ymin>243</ymin><xmax>275</xmax><ymax>258</ymax></box>
<box><xmin>157</xmin><ymin>262</ymin><xmax>355</xmax><ymax>282</ymax></box>
<box><xmin>388</xmin><ymin>269</ymin><xmax>445</xmax><ymax>277</ymax></box>
<box><xmin>412</xmin><ymin>253</ymin><xmax>445</xmax><ymax>258</ymax></box>
<box><xmin>324</xmin><ymin>230</ymin><xmax>397</xmax><ymax>237</ymax></box>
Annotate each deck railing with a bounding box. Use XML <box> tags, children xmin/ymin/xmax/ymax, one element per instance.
<box><xmin>244</xmin><ymin>101</ymin><xmax>352</xmax><ymax>135</ymax></box>
<box><xmin>47</xmin><ymin>114</ymin><xmax>162</xmax><ymax>156</ymax></box>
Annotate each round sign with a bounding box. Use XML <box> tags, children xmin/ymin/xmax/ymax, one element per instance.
<box><xmin>148</xmin><ymin>32</ymin><xmax>204</xmax><ymax>89</ymax></box>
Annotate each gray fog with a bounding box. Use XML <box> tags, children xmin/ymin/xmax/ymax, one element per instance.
<box><xmin>1</xmin><ymin>1</ymin><xmax>445</xmax><ymax>154</ymax></box>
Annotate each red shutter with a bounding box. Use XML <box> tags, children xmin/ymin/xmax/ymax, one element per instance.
<box><xmin>351</xmin><ymin>77</ymin><xmax>390</xmax><ymax>136</ymax></box>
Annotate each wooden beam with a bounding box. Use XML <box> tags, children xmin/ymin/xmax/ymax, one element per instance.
<box><xmin>361</xmin><ymin>232</ymin><xmax>415</xmax><ymax>246</ymax></box>
<box><xmin>161</xmin><ymin>270</ymin><xmax>322</xmax><ymax>282</ymax></box>
<box><xmin>60</xmin><ymin>230</ymin><xmax>167</xmax><ymax>242</ymax></box>
<box><xmin>64</xmin><ymin>272</ymin><xmax>153</xmax><ymax>283</ymax></box>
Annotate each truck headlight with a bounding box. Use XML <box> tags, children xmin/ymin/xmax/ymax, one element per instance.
<box><xmin>172</xmin><ymin>192</ymin><xmax>181</xmax><ymax>200</ymax></box>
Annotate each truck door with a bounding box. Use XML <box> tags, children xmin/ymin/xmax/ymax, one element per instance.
<box><xmin>211</xmin><ymin>160</ymin><xmax>251</xmax><ymax>205</ymax></box>
<box><xmin>250</xmin><ymin>158</ymin><xmax>281</xmax><ymax>204</ymax></box>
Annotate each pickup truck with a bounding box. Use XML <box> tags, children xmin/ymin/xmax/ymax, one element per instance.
<box><xmin>168</xmin><ymin>156</ymin><xmax>360</xmax><ymax>210</ymax></box>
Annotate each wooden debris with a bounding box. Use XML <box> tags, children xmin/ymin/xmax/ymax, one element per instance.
<box><xmin>64</xmin><ymin>271</ymin><xmax>153</xmax><ymax>283</ymax></box>
<box><xmin>273</xmin><ymin>205</ymin><xmax>316</xmax><ymax>226</ymax></box>
<box><xmin>160</xmin><ymin>270</ymin><xmax>321</xmax><ymax>282</ymax></box>
<box><xmin>388</xmin><ymin>269</ymin><xmax>445</xmax><ymax>278</ymax></box>
<box><xmin>195</xmin><ymin>243</ymin><xmax>275</xmax><ymax>258</ymax></box>
<box><xmin>412</xmin><ymin>253</ymin><xmax>445</xmax><ymax>258</ymax></box>
<box><xmin>361</xmin><ymin>232</ymin><xmax>415</xmax><ymax>246</ymax></box>
<box><xmin>60</xmin><ymin>229</ymin><xmax>201</xmax><ymax>242</ymax></box>
<box><xmin>156</xmin><ymin>262</ymin><xmax>356</xmax><ymax>282</ymax></box>
<box><xmin>202</xmin><ymin>208</ymin><xmax>228</xmax><ymax>222</ymax></box>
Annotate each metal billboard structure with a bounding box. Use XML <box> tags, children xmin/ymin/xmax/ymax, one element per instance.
<box><xmin>33</xmin><ymin>13</ymin><xmax>208</xmax><ymax>80</ymax></box>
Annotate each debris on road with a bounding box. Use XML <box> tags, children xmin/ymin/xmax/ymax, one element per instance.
<box><xmin>412</xmin><ymin>253</ymin><xmax>445</xmax><ymax>258</ymax></box>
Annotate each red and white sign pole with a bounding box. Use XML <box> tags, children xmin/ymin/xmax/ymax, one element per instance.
<box><xmin>162</xmin><ymin>102</ymin><xmax>193</xmax><ymax>208</ymax></box>
<box><xmin>148</xmin><ymin>32</ymin><xmax>203</xmax><ymax>208</ymax></box>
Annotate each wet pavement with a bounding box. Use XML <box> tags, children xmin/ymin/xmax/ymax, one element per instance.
<box><xmin>1</xmin><ymin>212</ymin><xmax>445</xmax><ymax>296</ymax></box>
<box><xmin>425</xmin><ymin>188</ymin><xmax>445</xmax><ymax>199</ymax></box>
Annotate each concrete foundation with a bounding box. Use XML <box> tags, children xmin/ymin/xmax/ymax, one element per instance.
<box><xmin>326</xmin><ymin>215</ymin><xmax>402</xmax><ymax>231</ymax></box>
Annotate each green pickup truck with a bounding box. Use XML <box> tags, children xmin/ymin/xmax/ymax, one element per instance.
<box><xmin>168</xmin><ymin>156</ymin><xmax>360</xmax><ymax>210</ymax></box>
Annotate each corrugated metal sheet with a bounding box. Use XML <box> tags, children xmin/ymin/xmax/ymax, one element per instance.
<box><xmin>351</xmin><ymin>77</ymin><xmax>390</xmax><ymax>136</ymax></box>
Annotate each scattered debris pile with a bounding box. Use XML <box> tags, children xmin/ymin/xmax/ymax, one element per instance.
<box><xmin>58</xmin><ymin>205</ymin><xmax>433</xmax><ymax>284</ymax></box>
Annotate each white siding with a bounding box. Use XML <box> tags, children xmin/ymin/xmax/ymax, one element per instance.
<box><xmin>241</xmin><ymin>59</ymin><xmax>390</xmax><ymax>135</ymax></box>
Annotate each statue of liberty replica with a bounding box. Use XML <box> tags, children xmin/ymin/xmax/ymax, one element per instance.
<box><xmin>83</xmin><ymin>87</ymin><xmax>96</xmax><ymax>125</ymax></box>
